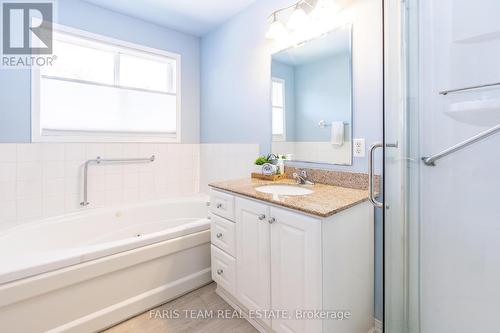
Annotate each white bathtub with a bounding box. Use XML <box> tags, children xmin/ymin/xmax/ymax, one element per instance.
<box><xmin>0</xmin><ymin>196</ymin><xmax>212</xmax><ymax>333</ymax></box>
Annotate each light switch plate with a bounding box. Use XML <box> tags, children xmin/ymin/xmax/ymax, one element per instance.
<box><xmin>353</xmin><ymin>138</ymin><xmax>366</xmax><ymax>157</ymax></box>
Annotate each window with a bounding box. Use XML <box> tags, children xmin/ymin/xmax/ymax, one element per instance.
<box><xmin>32</xmin><ymin>25</ymin><xmax>181</xmax><ymax>142</ymax></box>
<box><xmin>272</xmin><ymin>78</ymin><xmax>285</xmax><ymax>141</ymax></box>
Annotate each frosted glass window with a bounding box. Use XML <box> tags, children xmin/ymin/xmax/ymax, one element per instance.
<box><xmin>35</xmin><ymin>29</ymin><xmax>180</xmax><ymax>142</ymax></box>
<box><xmin>41</xmin><ymin>79</ymin><xmax>176</xmax><ymax>133</ymax></box>
<box><xmin>119</xmin><ymin>54</ymin><xmax>176</xmax><ymax>93</ymax></box>
<box><xmin>41</xmin><ymin>40</ymin><xmax>115</xmax><ymax>85</ymax></box>
<box><xmin>272</xmin><ymin>78</ymin><xmax>285</xmax><ymax>139</ymax></box>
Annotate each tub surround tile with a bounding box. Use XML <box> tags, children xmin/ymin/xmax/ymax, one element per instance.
<box><xmin>64</xmin><ymin>143</ymin><xmax>86</xmax><ymax>161</ymax></box>
<box><xmin>0</xmin><ymin>201</ymin><xmax>16</xmax><ymax>224</ymax></box>
<box><xmin>0</xmin><ymin>162</ymin><xmax>17</xmax><ymax>182</ymax></box>
<box><xmin>209</xmin><ymin>178</ymin><xmax>370</xmax><ymax>218</ymax></box>
<box><xmin>284</xmin><ymin>166</ymin><xmax>381</xmax><ymax>191</ymax></box>
<box><xmin>0</xmin><ymin>144</ymin><xmax>17</xmax><ymax>162</ymax></box>
<box><xmin>42</xmin><ymin>161</ymin><xmax>65</xmax><ymax>179</ymax></box>
<box><xmin>0</xmin><ymin>181</ymin><xmax>16</xmax><ymax>201</ymax></box>
<box><xmin>0</xmin><ymin>143</ymin><xmax>255</xmax><ymax>230</ymax></box>
<box><xmin>42</xmin><ymin>195</ymin><xmax>66</xmax><ymax>217</ymax></box>
<box><xmin>17</xmin><ymin>144</ymin><xmax>42</xmax><ymax>162</ymax></box>
<box><xmin>17</xmin><ymin>162</ymin><xmax>42</xmax><ymax>181</ymax></box>
<box><xmin>16</xmin><ymin>180</ymin><xmax>42</xmax><ymax>199</ymax></box>
<box><xmin>41</xmin><ymin>143</ymin><xmax>65</xmax><ymax>161</ymax></box>
<box><xmin>17</xmin><ymin>198</ymin><xmax>42</xmax><ymax>221</ymax></box>
<box><xmin>0</xmin><ymin>143</ymin><xmax>204</xmax><ymax>230</ymax></box>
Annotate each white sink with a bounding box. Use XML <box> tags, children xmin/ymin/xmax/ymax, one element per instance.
<box><xmin>255</xmin><ymin>185</ymin><xmax>314</xmax><ymax>196</ymax></box>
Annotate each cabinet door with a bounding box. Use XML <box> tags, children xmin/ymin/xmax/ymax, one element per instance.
<box><xmin>235</xmin><ymin>197</ymin><xmax>271</xmax><ymax>325</ymax></box>
<box><xmin>270</xmin><ymin>207</ymin><xmax>322</xmax><ymax>333</ymax></box>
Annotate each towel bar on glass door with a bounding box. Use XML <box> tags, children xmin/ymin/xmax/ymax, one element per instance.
<box><xmin>80</xmin><ymin>156</ymin><xmax>155</xmax><ymax>206</ymax></box>
<box><xmin>422</xmin><ymin>124</ymin><xmax>500</xmax><ymax>166</ymax></box>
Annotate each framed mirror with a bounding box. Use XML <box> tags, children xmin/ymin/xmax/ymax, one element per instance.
<box><xmin>270</xmin><ymin>24</ymin><xmax>353</xmax><ymax>165</ymax></box>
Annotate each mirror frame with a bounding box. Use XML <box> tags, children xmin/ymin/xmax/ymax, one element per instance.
<box><xmin>269</xmin><ymin>23</ymin><xmax>354</xmax><ymax>166</ymax></box>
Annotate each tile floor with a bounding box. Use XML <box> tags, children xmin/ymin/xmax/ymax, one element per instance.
<box><xmin>102</xmin><ymin>283</ymin><xmax>258</xmax><ymax>333</ymax></box>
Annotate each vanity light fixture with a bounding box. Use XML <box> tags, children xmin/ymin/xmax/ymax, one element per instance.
<box><xmin>265</xmin><ymin>12</ymin><xmax>288</xmax><ymax>40</ymax></box>
<box><xmin>287</xmin><ymin>3</ymin><xmax>310</xmax><ymax>30</ymax></box>
<box><xmin>266</xmin><ymin>0</ymin><xmax>317</xmax><ymax>40</ymax></box>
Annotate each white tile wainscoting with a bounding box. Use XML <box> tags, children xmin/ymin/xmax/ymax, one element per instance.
<box><xmin>272</xmin><ymin>141</ymin><xmax>352</xmax><ymax>165</ymax></box>
<box><xmin>199</xmin><ymin>144</ymin><xmax>260</xmax><ymax>193</ymax></box>
<box><xmin>0</xmin><ymin>143</ymin><xmax>259</xmax><ymax>230</ymax></box>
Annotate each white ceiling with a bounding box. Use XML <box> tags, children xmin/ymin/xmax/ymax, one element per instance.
<box><xmin>82</xmin><ymin>0</ymin><xmax>258</xmax><ymax>36</ymax></box>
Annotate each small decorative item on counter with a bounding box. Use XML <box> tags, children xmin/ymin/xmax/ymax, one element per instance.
<box><xmin>261</xmin><ymin>163</ymin><xmax>278</xmax><ymax>176</ymax></box>
<box><xmin>252</xmin><ymin>154</ymin><xmax>286</xmax><ymax>180</ymax></box>
<box><xmin>277</xmin><ymin>155</ymin><xmax>285</xmax><ymax>175</ymax></box>
<box><xmin>253</xmin><ymin>154</ymin><xmax>278</xmax><ymax>174</ymax></box>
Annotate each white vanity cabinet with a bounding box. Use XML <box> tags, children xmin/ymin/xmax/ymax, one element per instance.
<box><xmin>235</xmin><ymin>198</ymin><xmax>272</xmax><ymax>326</ymax></box>
<box><xmin>209</xmin><ymin>188</ymin><xmax>374</xmax><ymax>333</ymax></box>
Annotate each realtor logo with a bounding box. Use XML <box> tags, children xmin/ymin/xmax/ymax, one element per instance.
<box><xmin>2</xmin><ymin>2</ymin><xmax>53</xmax><ymax>54</ymax></box>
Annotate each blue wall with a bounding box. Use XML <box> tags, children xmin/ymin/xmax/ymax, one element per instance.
<box><xmin>0</xmin><ymin>0</ymin><xmax>201</xmax><ymax>143</ymax></box>
<box><xmin>294</xmin><ymin>53</ymin><xmax>351</xmax><ymax>142</ymax></box>
<box><xmin>272</xmin><ymin>53</ymin><xmax>351</xmax><ymax>143</ymax></box>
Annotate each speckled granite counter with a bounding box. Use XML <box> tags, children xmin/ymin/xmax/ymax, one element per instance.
<box><xmin>209</xmin><ymin>178</ymin><xmax>371</xmax><ymax>218</ymax></box>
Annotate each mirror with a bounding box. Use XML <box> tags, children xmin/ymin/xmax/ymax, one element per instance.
<box><xmin>270</xmin><ymin>24</ymin><xmax>353</xmax><ymax>165</ymax></box>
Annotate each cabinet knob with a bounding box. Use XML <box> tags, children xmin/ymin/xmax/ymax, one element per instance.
<box><xmin>217</xmin><ymin>269</ymin><xmax>223</xmax><ymax>275</ymax></box>
<box><xmin>216</xmin><ymin>232</ymin><xmax>223</xmax><ymax>239</ymax></box>
<box><xmin>268</xmin><ymin>217</ymin><xmax>276</xmax><ymax>224</ymax></box>
<box><xmin>216</xmin><ymin>203</ymin><xmax>223</xmax><ymax>209</ymax></box>
<box><xmin>258</xmin><ymin>214</ymin><xmax>266</xmax><ymax>221</ymax></box>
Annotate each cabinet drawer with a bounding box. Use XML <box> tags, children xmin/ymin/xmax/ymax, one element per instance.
<box><xmin>210</xmin><ymin>190</ymin><xmax>235</xmax><ymax>220</ymax></box>
<box><xmin>210</xmin><ymin>213</ymin><xmax>236</xmax><ymax>257</ymax></box>
<box><xmin>211</xmin><ymin>245</ymin><xmax>236</xmax><ymax>296</ymax></box>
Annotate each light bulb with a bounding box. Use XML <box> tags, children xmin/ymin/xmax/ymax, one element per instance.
<box><xmin>287</xmin><ymin>5</ymin><xmax>309</xmax><ymax>30</ymax></box>
<box><xmin>266</xmin><ymin>16</ymin><xmax>288</xmax><ymax>40</ymax></box>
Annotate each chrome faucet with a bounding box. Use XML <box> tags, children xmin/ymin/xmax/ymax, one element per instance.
<box><xmin>293</xmin><ymin>170</ymin><xmax>314</xmax><ymax>185</ymax></box>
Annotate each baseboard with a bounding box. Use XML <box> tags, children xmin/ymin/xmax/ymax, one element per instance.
<box><xmin>48</xmin><ymin>268</ymin><xmax>212</xmax><ymax>333</ymax></box>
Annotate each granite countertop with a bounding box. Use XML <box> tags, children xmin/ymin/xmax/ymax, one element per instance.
<box><xmin>209</xmin><ymin>178</ymin><xmax>370</xmax><ymax>218</ymax></box>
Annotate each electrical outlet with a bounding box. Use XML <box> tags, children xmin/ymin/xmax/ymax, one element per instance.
<box><xmin>353</xmin><ymin>138</ymin><xmax>365</xmax><ymax>157</ymax></box>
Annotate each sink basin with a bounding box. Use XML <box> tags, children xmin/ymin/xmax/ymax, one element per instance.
<box><xmin>255</xmin><ymin>185</ymin><xmax>314</xmax><ymax>196</ymax></box>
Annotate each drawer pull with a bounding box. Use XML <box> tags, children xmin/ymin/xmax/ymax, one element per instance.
<box><xmin>258</xmin><ymin>214</ymin><xmax>266</xmax><ymax>221</ymax></box>
<box><xmin>217</xmin><ymin>269</ymin><xmax>224</xmax><ymax>275</ymax></box>
<box><xmin>216</xmin><ymin>232</ymin><xmax>223</xmax><ymax>239</ymax></box>
<box><xmin>216</xmin><ymin>203</ymin><xmax>223</xmax><ymax>209</ymax></box>
<box><xmin>268</xmin><ymin>217</ymin><xmax>276</xmax><ymax>224</ymax></box>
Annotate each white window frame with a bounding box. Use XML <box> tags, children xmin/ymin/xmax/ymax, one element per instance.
<box><xmin>271</xmin><ymin>77</ymin><xmax>286</xmax><ymax>142</ymax></box>
<box><xmin>31</xmin><ymin>23</ymin><xmax>182</xmax><ymax>143</ymax></box>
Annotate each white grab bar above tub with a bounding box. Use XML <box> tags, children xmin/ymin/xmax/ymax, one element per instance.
<box><xmin>80</xmin><ymin>156</ymin><xmax>155</xmax><ymax>206</ymax></box>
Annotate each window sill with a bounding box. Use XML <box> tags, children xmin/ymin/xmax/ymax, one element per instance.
<box><xmin>32</xmin><ymin>130</ymin><xmax>180</xmax><ymax>143</ymax></box>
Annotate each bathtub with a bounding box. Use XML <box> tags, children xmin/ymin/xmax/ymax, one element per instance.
<box><xmin>0</xmin><ymin>196</ymin><xmax>212</xmax><ymax>333</ymax></box>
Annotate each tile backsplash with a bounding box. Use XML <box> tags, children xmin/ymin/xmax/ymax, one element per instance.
<box><xmin>0</xmin><ymin>143</ymin><xmax>199</xmax><ymax>229</ymax></box>
<box><xmin>0</xmin><ymin>143</ymin><xmax>259</xmax><ymax>230</ymax></box>
<box><xmin>199</xmin><ymin>144</ymin><xmax>260</xmax><ymax>193</ymax></box>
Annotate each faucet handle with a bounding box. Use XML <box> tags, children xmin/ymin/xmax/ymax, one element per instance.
<box><xmin>300</xmin><ymin>170</ymin><xmax>308</xmax><ymax>178</ymax></box>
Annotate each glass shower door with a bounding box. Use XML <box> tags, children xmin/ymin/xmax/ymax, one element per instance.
<box><xmin>382</xmin><ymin>0</ymin><xmax>420</xmax><ymax>332</ymax></box>
<box><xmin>384</xmin><ymin>0</ymin><xmax>500</xmax><ymax>332</ymax></box>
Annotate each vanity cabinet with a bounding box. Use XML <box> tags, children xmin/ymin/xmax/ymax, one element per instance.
<box><xmin>235</xmin><ymin>198</ymin><xmax>272</xmax><ymax>325</ymax></box>
<box><xmin>209</xmin><ymin>188</ymin><xmax>374</xmax><ymax>333</ymax></box>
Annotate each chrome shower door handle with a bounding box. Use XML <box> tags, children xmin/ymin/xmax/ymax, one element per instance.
<box><xmin>368</xmin><ymin>142</ymin><xmax>398</xmax><ymax>208</ymax></box>
<box><xmin>368</xmin><ymin>142</ymin><xmax>384</xmax><ymax>208</ymax></box>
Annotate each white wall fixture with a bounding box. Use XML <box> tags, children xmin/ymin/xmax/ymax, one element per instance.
<box><xmin>266</xmin><ymin>13</ymin><xmax>289</xmax><ymax>40</ymax></box>
<box><xmin>265</xmin><ymin>0</ymin><xmax>343</xmax><ymax>44</ymax></box>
